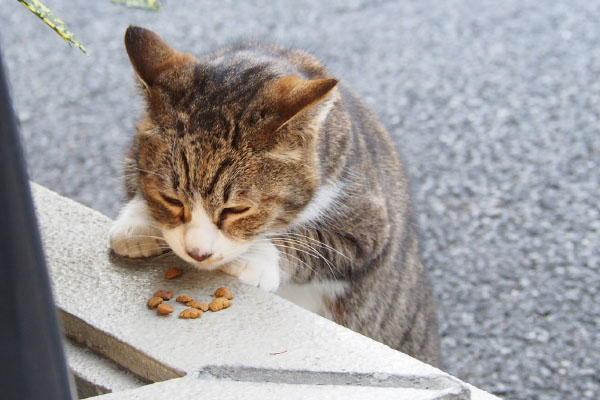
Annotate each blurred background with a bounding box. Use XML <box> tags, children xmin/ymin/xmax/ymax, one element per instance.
<box><xmin>1</xmin><ymin>1</ymin><xmax>598</xmax><ymax>399</ymax></box>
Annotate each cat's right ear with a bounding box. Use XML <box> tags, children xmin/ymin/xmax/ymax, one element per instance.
<box><xmin>124</xmin><ymin>26</ymin><xmax>194</xmax><ymax>89</ymax></box>
<box><xmin>265</xmin><ymin>76</ymin><xmax>338</xmax><ymax>132</ymax></box>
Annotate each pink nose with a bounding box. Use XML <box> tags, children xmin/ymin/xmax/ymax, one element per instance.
<box><xmin>187</xmin><ymin>249</ymin><xmax>212</xmax><ymax>262</ymax></box>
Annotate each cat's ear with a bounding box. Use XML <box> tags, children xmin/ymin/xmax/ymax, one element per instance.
<box><xmin>266</xmin><ymin>76</ymin><xmax>338</xmax><ymax>130</ymax></box>
<box><xmin>124</xmin><ymin>26</ymin><xmax>194</xmax><ymax>89</ymax></box>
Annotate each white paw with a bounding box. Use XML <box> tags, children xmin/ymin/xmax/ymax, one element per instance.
<box><xmin>218</xmin><ymin>263</ymin><xmax>245</xmax><ymax>278</ymax></box>
<box><xmin>110</xmin><ymin>222</ymin><xmax>166</xmax><ymax>258</ymax></box>
<box><xmin>223</xmin><ymin>241</ymin><xmax>280</xmax><ymax>292</ymax></box>
<box><xmin>109</xmin><ymin>196</ymin><xmax>167</xmax><ymax>258</ymax></box>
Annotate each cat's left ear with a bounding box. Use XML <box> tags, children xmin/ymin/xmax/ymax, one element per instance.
<box><xmin>124</xmin><ymin>26</ymin><xmax>194</xmax><ymax>89</ymax></box>
<box><xmin>266</xmin><ymin>76</ymin><xmax>338</xmax><ymax>131</ymax></box>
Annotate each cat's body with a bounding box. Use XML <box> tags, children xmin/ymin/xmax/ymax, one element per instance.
<box><xmin>110</xmin><ymin>26</ymin><xmax>439</xmax><ymax>366</ymax></box>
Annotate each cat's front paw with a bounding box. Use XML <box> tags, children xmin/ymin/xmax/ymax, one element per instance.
<box><xmin>219</xmin><ymin>242</ymin><xmax>281</xmax><ymax>292</ymax></box>
<box><xmin>109</xmin><ymin>197</ymin><xmax>167</xmax><ymax>258</ymax></box>
<box><xmin>110</xmin><ymin>221</ymin><xmax>166</xmax><ymax>258</ymax></box>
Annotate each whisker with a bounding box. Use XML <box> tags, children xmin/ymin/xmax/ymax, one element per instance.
<box><xmin>243</xmin><ymin>247</ymin><xmax>320</xmax><ymax>281</ymax></box>
<box><xmin>278</xmin><ymin>252</ymin><xmax>319</xmax><ymax>280</ymax></box>
<box><xmin>146</xmin><ymin>250</ymin><xmax>177</xmax><ymax>265</ymax></box>
<box><xmin>122</xmin><ymin>234</ymin><xmax>166</xmax><ymax>241</ymax></box>
<box><xmin>132</xmin><ymin>167</ymin><xmax>169</xmax><ymax>181</ymax></box>
<box><xmin>267</xmin><ymin>239</ymin><xmax>339</xmax><ymax>280</ymax></box>
<box><xmin>116</xmin><ymin>243</ymin><xmax>172</xmax><ymax>250</ymax></box>
<box><xmin>275</xmin><ymin>232</ymin><xmax>350</xmax><ymax>261</ymax></box>
<box><xmin>253</xmin><ymin>235</ymin><xmax>342</xmax><ymax>277</ymax></box>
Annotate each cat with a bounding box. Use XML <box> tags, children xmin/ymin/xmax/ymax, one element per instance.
<box><xmin>110</xmin><ymin>26</ymin><xmax>440</xmax><ymax>366</ymax></box>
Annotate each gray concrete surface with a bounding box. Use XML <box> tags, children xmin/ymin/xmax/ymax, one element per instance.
<box><xmin>33</xmin><ymin>183</ymin><xmax>486</xmax><ymax>400</ymax></box>
<box><xmin>0</xmin><ymin>1</ymin><xmax>598</xmax><ymax>399</ymax></box>
<box><xmin>64</xmin><ymin>339</ymin><xmax>146</xmax><ymax>397</ymax></box>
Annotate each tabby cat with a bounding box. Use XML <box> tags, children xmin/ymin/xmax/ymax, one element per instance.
<box><xmin>110</xmin><ymin>26</ymin><xmax>440</xmax><ymax>366</ymax></box>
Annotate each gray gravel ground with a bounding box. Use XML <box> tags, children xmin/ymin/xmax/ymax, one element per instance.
<box><xmin>1</xmin><ymin>1</ymin><xmax>599</xmax><ymax>399</ymax></box>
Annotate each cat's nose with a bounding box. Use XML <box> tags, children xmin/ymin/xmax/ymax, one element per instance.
<box><xmin>187</xmin><ymin>249</ymin><xmax>212</xmax><ymax>262</ymax></box>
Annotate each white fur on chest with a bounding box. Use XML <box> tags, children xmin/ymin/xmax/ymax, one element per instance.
<box><xmin>276</xmin><ymin>280</ymin><xmax>348</xmax><ymax>320</ymax></box>
<box><xmin>292</xmin><ymin>183</ymin><xmax>341</xmax><ymax>226</ymax></box>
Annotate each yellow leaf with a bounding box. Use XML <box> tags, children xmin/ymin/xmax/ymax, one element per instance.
<box><xmin>111</xmin><ymin>0</ymin><xmax>161</xmax><ymax>11</ymax></box>
<box><xmin>18</xmin><ymin>0</ymin><xmax>88</xmax><ymax>55</ymax></box>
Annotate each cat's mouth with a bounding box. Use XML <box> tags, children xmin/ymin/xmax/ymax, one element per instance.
<box><xmin>169</xmin><ymin>248</ymin><xmax>228</xmax><ymax>269</ymax></box>
<box><xmin>189</xmin><ymin>256</ymin><xmax>226</xmax><ymax>269</ymax></box>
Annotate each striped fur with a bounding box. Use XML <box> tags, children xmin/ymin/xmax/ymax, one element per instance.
<box><xmin>115</xmin><ymin>26</ymin><xmax>439</xmax><ymax>366</ymax></box>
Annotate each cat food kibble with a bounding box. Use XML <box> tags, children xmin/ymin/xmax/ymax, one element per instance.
<box><xmin>176</xmin><ymin>295</ymin><xmax>192</xmax><ymax>303</ymax></box>
<box><xmin>147</xmin><ymin>296</ymin><xmax>163</xmax><ymax>308</ymax></box>
<box><xmin>186</xmin><ymin>299</ymin><xmax>209</xmax><ymax>312</ymax></box>
<box><xmin>147</xmin><ymin>287</ymin><xmax>234</xmax><ymax>318</ymax></box>
<box><xmin>214</xmin><ymin>287</ymin><xmax>234</xmax><ymax>300</ymax></box>
<box><xmin>157</xmin><ymin>303</ymin><xmax>174</xmax><ymax>315</ymax></box>
<box><xmin>179</xmin><ymin>308</ymin><xmax>203</xmax><ymax>319</ymax></box>
<box><xmin>153</xmin><ymin>290</ymin><xmax>174</xmax><ymax>300</ymax></box>
<box><xmin>164</xmin><ymin>267</ymin><xmax>182</xmax><ymax>279</ymax></box>
<box><xmin>209</xmin><ymin>297</ymin><xmax>232</xmax><ymax>312</ymax></box>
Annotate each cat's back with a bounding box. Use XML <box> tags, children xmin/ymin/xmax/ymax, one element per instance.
<box><xmin>201</xmin><ymin>42</ymin><xmax>332</xmax><ymax>81</ymax></box>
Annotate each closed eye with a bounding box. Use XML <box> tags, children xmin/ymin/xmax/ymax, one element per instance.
<box><xmin>222</xmin><ymin>206</ymin><xmax>250</xmax><ymax>216</ymax></box>
<box><xmin>160</xmin><ymin>193</ymin><xmax>183</xmax><ymax>207</ymax></box>
<box><xmin>217</xmin><ymin>206</ymin><xmax>251</xmax><ymax>228</ymax></box>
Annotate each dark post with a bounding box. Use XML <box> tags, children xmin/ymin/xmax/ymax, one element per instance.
<box><xmin>0</xmin><ymin>49</ymin><xmax>73</xmax><ymax>399</ymax></box>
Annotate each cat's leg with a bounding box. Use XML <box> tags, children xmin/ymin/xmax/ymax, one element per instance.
<box><xmin>109</xmin><ymin>195</ymin><xmax>167</xmax><ymax>258</ymax></box>
<box><xmin>219</xmin><ymin>241</ymin><xmax>282</xmax><ymax>292</ymax></box>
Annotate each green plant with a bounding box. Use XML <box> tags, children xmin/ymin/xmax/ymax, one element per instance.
<box><xmin>18</xmin><ymin>0</ymin><xmax>162</xmax><ymax>55</ymax></box>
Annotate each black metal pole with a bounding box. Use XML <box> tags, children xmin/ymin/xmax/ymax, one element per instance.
<box><xmin>0</xmin><ymin>49</ymin><xmax>73</xmax><ymax>399</ymax></box>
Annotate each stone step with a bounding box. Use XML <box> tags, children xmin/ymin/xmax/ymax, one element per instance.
<box><xmin>64</xmin><ymin>339</ymin><xmax>146</xmax><ymax>398</ymax></box>
<box><xmin>32</xmin><ymin>182</ymin><xmax>500</xmax><ymax>400</ymax></box>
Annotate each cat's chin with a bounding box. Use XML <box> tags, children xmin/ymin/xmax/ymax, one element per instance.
<box><xmin>187</xmin><ymin>257</ymin><xmax>229</xmax><ymax>271</ymax></box>
<box><xmin>189</xmin><ymin>263</ymin><xmax>219</xmax><ymax>271</ymax></box>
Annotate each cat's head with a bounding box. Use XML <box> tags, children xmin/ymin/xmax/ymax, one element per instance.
<box><xmin>124</xmin><ymin>26</ymin><xmax>337</xmax><ymax>268</ymax></box>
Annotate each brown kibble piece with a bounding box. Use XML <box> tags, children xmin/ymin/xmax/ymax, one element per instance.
<box><xmin>153</xmin><ymin>290</ymin><xmax>174</xmax><ymax>300</ymax></box>
<box><xmin>165</xmin><ymin>267</ymin><xmax>182</xmax><ymax>279</ymax></box>
<box><xmin>157</xmin><ymin>303</ymin><xmax>174</xmax><ymax>315</ymax></box>
<box><xmin>176</xmin><ymin>295</ymin><xmax>193</xmax><ymax>303</ymax></box>
<box><xmin>147</xmin><ymin>296</ymin><xmax>163</xmax><ymax>309</ymax></box>
<box><xmin>214</xmin><ymin>287</ymin><xmax>234</xmax><ymax>300</ymax></box>
<box><xmin>186</xmin><ymin>300</ymin><xmax>209</xmax><ymax>312</ymax></box>
<box><xmin>179</xmin><ymin>308</ymin><xmax>203</xmax><ymax>319</ymax></box>
<box><xmin>209</xmin><ymin>297</ymin><xmax>232</xmax><ymax>312</ymax></box>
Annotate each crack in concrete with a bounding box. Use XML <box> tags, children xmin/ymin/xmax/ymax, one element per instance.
<box><xmin>194</xmin><ymin>365</ymin><xmax>471</xmax><ymax>399</ymax></box>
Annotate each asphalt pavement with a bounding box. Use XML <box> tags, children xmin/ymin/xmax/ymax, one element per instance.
<box><xmin>1</xmin><ymin>1</ymin><xmax>598</xmax><ymax>399</ymax></box>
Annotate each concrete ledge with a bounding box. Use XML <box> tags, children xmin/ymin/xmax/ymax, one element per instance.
<box><xmin>32</xmin><ymin>182</ymin><xmax>501</xmax><ymax>400</ymax></box>
<box><xmin>94</xmin><ymin>376</ymin><xmax>463</xmax><ymax>400</ymax></box>
<box><xmin>64</xmin><ymin>339</ymin><xmax>146</xmax><ymax>397</ymax></box>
